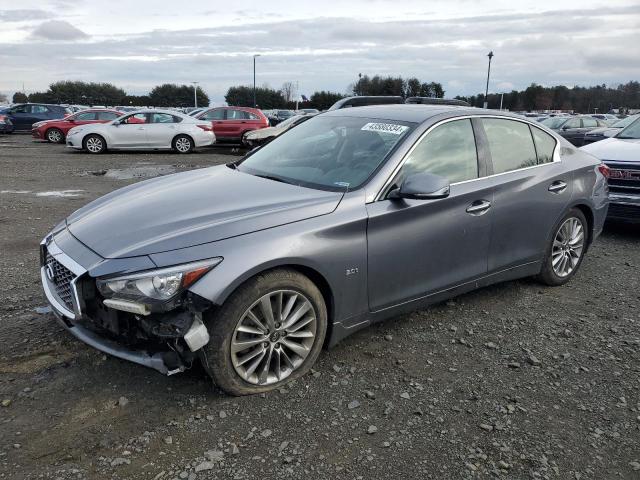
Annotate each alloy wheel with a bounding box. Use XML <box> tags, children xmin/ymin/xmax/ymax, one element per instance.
<box><xmin>175</xmin><ymin>137</ymin><xmax>191</xmax><ymax>153</ymax></box>
<box><xmin>551</xmin><ymin>217</ymin><xmax>584</xmax><ymax>277</ymax></box>
<box><xmin>231</xmin><ymin>290</ymin><xmax>317</xmax><ymax>385</ymax></box>
<box><xmin>47</xmin><ymin>130</ymin><xmax>62</xmax><ymax>143</ymax></box>
<box><xmin>86</xmin><ymin>137</ymin><xmax>103</xmax><ymax>153</ymax></box>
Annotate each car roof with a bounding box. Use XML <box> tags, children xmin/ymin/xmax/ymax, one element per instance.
<box><xmin>320</xmin><ymin>104</ymin><xmax>525</xmax><ymax>124</ymax></box>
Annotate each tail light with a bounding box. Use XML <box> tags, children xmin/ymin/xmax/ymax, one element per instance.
<box><xmin>598</xmin><ymin>163</ymin><xmax>610</xmax><ymax>178</ymax></box>
<box><xmin>197</xmin><ymin>124</ymin><xmax>213</xmax><ymax>132</ymax></box>
<box><xmin>0</xmin><ymin>115</ymin><xmax>6</xmax><ymax>122</ymax></box>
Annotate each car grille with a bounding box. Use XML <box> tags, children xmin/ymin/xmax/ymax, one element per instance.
<box><xmin>608</xmin><ymin>203</ymin><xmax>640</xmax><ymax>221</ymax></box>
<box><xmin>605</xmin><ymin>161</ymin><xmax>640</xmax><ymax>194</ymax></box>
<box><xmin>45</xmin><ymin>252</ymin><xmax>77</xmax><ymax>311</ymax></box>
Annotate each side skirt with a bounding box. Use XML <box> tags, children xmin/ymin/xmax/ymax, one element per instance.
<box><xmin>326</xmin><ymin>261</ymin><xmax>541</xmax><ymax>348</ymax></box>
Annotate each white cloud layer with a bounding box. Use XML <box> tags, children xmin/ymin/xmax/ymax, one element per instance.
<box><xmin>1</xmin><ymin>0</ymin><xmax>639</xmax><ymax>102</ymax></box>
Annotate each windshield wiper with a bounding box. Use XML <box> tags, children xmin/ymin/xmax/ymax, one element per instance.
<box><xmin>615</xmin><ymin>136</ymin><xmax>638</xmax><ymax>139</ymax></box>
<box><xmin>253</xmin><ymin>173</ymin><xmax>294</xmax><ymax>185</ymax></box>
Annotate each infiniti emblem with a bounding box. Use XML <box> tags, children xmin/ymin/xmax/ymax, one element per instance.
<box><xmin>46</xmin><ymin>263</ymin><xmax>56</xmax><ymax>283</ymax></box>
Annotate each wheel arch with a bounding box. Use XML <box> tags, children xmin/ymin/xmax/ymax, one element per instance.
<box><xmin>83</xmin><ymin>132</ymin><xmax>107</xmax><ymax>150</ymax></box>
<box><xmin>204</xmin><ymin>262</ymin><xmax>336</xmax><ymax>346</ymax></box>
<box><xmin>570</xmin><ymin>202</ymin><xmax>595</xmax><ymax>245</ymax></box>
<box><xmin>173</xmin><ymin>132</ymin><xmax>194</xmax><ymax>146</ymax></box>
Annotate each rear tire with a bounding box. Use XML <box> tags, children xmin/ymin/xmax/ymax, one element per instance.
<box><xmin>83</xmin><ymin>134</ymin><xmax>106</xmax><ymax>154</ymax></box>
<box><xmin>200</xmin><ymin>269</ymin><xmax>327</xmax><ymax>396</ymax></box>
<box><xmin>173</xmin><ymin>134</ymin><xmax>193</xmax><ymax>154</ymax></box>
<box><xmin>46</xmin><ymin>128</ymin><xmax>64</xmax><ymax>143</ymax></box>
<box><xmin>537</xmin><ymin>208</ymin><xmax>588</xmax><ymax>286</ymax></box>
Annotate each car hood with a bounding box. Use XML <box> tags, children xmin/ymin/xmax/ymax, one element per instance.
<box><xmin>247</xmin><ymin>126</ymin><xmax>279</xmax><ymax>139</ymax></box>
<box><xmin>586</xmin><ymin>126</ymin><xmax>619</xmax><ymax>136</ymax></box>
<box><xmin>580</xmin><ymin>137</ymin><xmax>640</xmax><ymax>162</ymax></box>
<box><xmin>66</xmin><ymin>165</ymin><xmax>344</xmax><ymax>259</ymax></box>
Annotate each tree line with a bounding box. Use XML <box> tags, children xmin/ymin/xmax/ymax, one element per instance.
<box><xmin>456</xmin><ymin>81</ymin><xmax>640</xmax><ymax>113</ymax></box>
<box><xmin>9</xmin><ymin>79</ymin><xmax>640</xmax><ymax>113</ymax></box>
<box><xmin>14</xmin><ymin>81</ymin><xmax>210</xmax><ymax>107</ymax></box>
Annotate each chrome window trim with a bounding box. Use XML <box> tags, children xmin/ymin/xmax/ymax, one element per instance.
<box><xmin>373</xmin><ymin>114</ymin><xmax>561</xmax><ymax>202</ymax></box>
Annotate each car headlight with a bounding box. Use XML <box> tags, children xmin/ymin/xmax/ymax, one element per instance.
<box><xmin>96</xmin><ymin>258</ymin><xmax>222</xmax><ymax>302</ymax></box>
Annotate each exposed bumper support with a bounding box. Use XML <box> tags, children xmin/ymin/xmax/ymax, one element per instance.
<box><xmin>51</xmin><ymin>310</ymin><xmax>185</xmax><ymax>375</ymax></box>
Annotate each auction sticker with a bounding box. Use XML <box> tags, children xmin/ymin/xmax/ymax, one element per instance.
<box><xmin>361</xmin><ymin>123</ymin><xmax>409</xmax><ymax>135</ymax></box>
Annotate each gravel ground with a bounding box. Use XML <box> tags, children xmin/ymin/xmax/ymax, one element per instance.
<box><xmin>0</xmin><ymin>134</ymin><xmax>639</xmax><ymax>480</ymax></box>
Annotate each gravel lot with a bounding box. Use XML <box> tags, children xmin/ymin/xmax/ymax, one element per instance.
<box><xmin>0</xmin><ymin>134</ymin><xmax>639</xmax><ymax>479</ymax></box>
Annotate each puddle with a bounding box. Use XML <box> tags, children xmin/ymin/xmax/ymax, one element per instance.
<box><xmin>1</xmin><ymin>189</ymin><xmax>85</xmax><ymax>198</ymax></box>
<box><xmin>90</xmin><ymin>164</ymin><xmax>178</xmax><ymax>180</ymax></box>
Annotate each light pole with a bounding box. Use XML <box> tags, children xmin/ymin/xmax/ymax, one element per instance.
<box><xmin>499</xmin><ymin>92</ymin><xmax>504</xmax><ymax>111</ymax></box>
<box><xmin>484</xmin><ymin>51</ymin><xmax>494</xmax><ymax>109</ymax></box>
<box><xmin>253</xmin><ymin>54</ymin><xmax>261</xmax><ymax>108</ymax></box>
<box><xmin>191</xmin><ymin>81</ymin><xmax>199</xmax><ymax>108</ymax></box>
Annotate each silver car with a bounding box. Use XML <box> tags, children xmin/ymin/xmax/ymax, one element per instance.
<box><xmin>66</xmin><ymin>109</ymin><xmax>215</xmax><ymax>154</ymax></box>
<box><xmin>41</xmin><ymin>105</ymin><xmax>608</xmax><ymax>395</ymax></box>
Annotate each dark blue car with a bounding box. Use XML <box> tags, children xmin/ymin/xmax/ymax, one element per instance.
<box><xmin>0</xmin><ymin>103</ymin><xmax>70</xmax><ymax>132</ymax></box>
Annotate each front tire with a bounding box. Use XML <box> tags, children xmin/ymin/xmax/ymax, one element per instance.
<box><xmin>45</xmin><ymin>128</ymin><xmax>64</xmax><ymax>143</ymax></box>
<box><xmin>173</xmin><ymin>134</ymin><xmax>193</xmax><ymax>154</ymax></box>
<box><xmin>201</xmin><ymin>269</ymin><xmax>327</xmax><ymax>396</ymax></box>
<box><xmin>83</xmin><ymin>134</ymin><xmax>106</xmax><ymax>154</ymax></box>
<box><xmin>537</xmin><ymin>208</ymin><xmax>588</xmax><ymax>286</ymax></box>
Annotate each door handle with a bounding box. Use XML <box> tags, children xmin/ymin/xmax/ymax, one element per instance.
<box><xmin>548</xmin><ymin>181</ymin><xmax>567</xmax><ymax>194</ymax></box>
<box><xmin>466</xmin><ymin>200</ymin><xmax>491</xmax><ymax>215</ymax></box>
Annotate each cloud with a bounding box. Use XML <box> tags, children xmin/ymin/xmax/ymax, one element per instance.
<box><xmin>31</xmin><ymin>20</ymin><xmax>89</xmax><ymax>41</ymax></box>
<box><xmin>0</xmin><ymin>9</ymin><xmax>52</xmax><ymax>22</ymax></box>
<box><xmin>1</xmin><ymin>4</ymin><xmax>639</xmax><ymax>101</ymax></box>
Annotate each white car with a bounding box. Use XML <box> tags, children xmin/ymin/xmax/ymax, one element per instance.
<box><xmin>66</xmin><ymin>110</ymin><xmax>215</xmax><ymax>154</ymax></box>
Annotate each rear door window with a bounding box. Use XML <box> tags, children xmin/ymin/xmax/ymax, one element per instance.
<box><xmin>202</xmin><ymin>109</ymin><xmax>225</xmax><ymax>120</ymax></box>
<box><xmin>582</xmin><ymin>118</ymin><xmax>598</xmax><ymax>128</ymax></box>
<box><xmin>150</xmin><ymin>113</ymin><xmax>180</xmax><ymax>123</ymax></box>
<box><xmin>97</xmin><ymin>112</ymin><xmax>120</xmax><ymax>120</ymax></box>
<box><xmin>227</xmin><ymin>109</ymin><xmax>250</xmax><ymax>120</ymax></box>
<box><xmin>481</xmin><ymin>118</ymin><xmax>538</xmax><ymax>174</ymax></box>
<box><xmin>75</xmin><ymin>112</ymin><xmax>97</xmax><ymax>121</ymax></box>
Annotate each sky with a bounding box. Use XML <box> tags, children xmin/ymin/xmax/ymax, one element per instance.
<box><xmin>1</xmin><ymin>0</ymin><xmax>639</xmax><ymax>104</ymax></box>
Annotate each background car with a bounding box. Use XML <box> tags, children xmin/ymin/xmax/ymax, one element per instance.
<box><xmin>591</xmin><ymin>113</ymin><xmax>619</xmax><ymax>125</ymax></box>
<box><xmin>32</xmin><ymin>108</ymin><xmax>123</xmax><ymax>143</ymax></box>
<box><xmin>242</xmin><ymin>114</ymin><xmax>314</xmax><ymax>147</ymax></box>
<box><xmin>540</xmin><ymin>115</ymin><xmax>608</xmax><ymax>146</ymax></box>
<box><xmin>195</xmin><ymin>107</ymin><xmax>268</xmax><ymax>143</ymax></box>
<box><xmin>65</xmin><ymin>109</ymin><xmax>215</xmax><ymax>154</ymax></box>
<box><xmin>582</xmin><ymin>114</ymin><xmax>640</xmax><ymax>145</ymax></box>
<box><xmin>0</xmin><ymin>103</ymin><xmax>70</xmax><ymax>131</ymax></box>
<box><xmin>296</xmin><ymin>108</ymin><xmax>320</xmax><ymax>114</ymax></box>
<box><xmin>581</xmin><ymin>116</ymin><xmax>640</xmax><ymax>223</ymax></box>
<box><xmin>0</xmin><ymin>113</ymin><xmax>14</xmax><ymax>133</ymax></box>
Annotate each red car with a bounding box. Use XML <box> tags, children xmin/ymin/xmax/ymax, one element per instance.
<box><xmin>32</xmin><ymin>109</ymin><xmax>123</xmax><ymax>143</ymax></box>
<box><xmin>195</xmin><ymin>107</ymin><xmax>268</xmax><ymax>143</ymax></box>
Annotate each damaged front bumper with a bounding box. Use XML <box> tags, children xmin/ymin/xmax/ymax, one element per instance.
<box><xmin>40</xmin><ymin>234</ymin><xmax>210</xmax><ymax>376</ymax></box>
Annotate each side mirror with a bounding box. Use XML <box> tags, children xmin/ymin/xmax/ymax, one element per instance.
<box><xmin>388</xmin><ymin>172</ymin><xmax>450</xmax><ymax>200</ymax></box>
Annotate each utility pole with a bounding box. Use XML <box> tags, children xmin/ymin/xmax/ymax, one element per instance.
<box><xmin>191</xmin><ymin>81</ymin><xmax>199</xmax><ymax>108</ymax></box>
<box><xmin>484</xmin><ymin>51</ymin><xmax>494</xmax><ymax>109</ymax></box>
<box><xmin>253</xmin><ymin>54</ymin><xmax>261</xmax><ymax>108</ymax></box>
<box><xmin>499</xmin><ymin>92</ymin><xmax>504</xmax><ymax>111</ymax></box>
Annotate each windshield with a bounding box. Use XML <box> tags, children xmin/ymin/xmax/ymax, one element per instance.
<box><xmin>612</xmin><ymin>114</ymin><xmax>639</xmax><ymax>129</ymax></box>
<box><xmin>237</xmin><ymin>115</ymin><xmax>415</xmax><ymax>191</ymax></box>
<box><xmin>541</xmin><ymin>117</ymin><xmax>568</xmax><ymax>129</ymax></box>
<box><xmin>616</xmin><ymin>117</ymin><xmax>640</xmax><ymax>139</ymax></box>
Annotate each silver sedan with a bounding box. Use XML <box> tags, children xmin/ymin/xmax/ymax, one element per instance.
<box><xmin>66</xmin><ymin>110</ymin><xmax>216</xmax><ymax>154</ymax></box>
